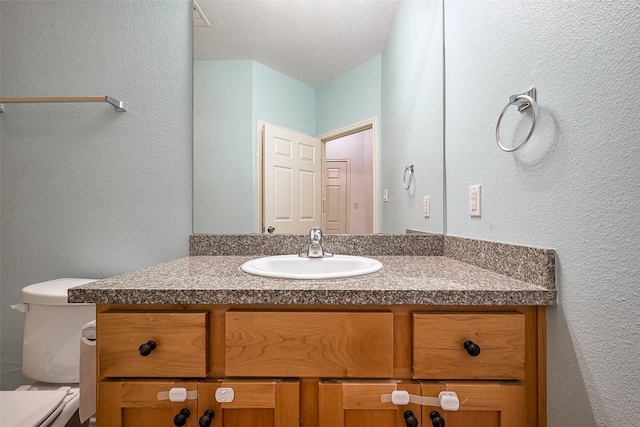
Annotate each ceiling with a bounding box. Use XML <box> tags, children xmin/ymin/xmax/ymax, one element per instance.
<box><xmin>193</xmin><ymin>0</ymin><xmax>399</xmax><ymax>88</ymax></box>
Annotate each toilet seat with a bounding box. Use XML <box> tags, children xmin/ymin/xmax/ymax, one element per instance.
<box><xmin>0</xmin><ymin>386</ymin><xmax>80</xmax><ymax>427</ymax></box>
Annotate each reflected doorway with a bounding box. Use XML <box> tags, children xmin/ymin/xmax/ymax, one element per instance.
<box><xmin>323</xmin><ymin>159</ymin><xmax>350</xmax><ymax>233</ymax></box>
<box><xmin>324</xmin><ymin>129</ymin><xmax>375</xmax><ymax>234</ymax></box>
<box><xmin>258</xmin><ymin>119</ymin><xmax>378</xmax><ymax>234</ymax></box>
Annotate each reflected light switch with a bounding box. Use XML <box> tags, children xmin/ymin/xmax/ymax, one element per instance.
<box><xmin>469</xmin><ymin>185</ymin><xmax>481</xmax><ymax>217</ymax></box>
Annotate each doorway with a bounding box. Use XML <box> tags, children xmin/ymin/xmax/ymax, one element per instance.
<box><xmin>320</xmin><ymin>119</ymin><xmax>377</xmax><ymax>234</ymax></box>
<box><xmin>259</xmin><ymin>121</ymin><xmax>322</xmax><ymax>234</ymax></box>
<box><xmin>323</xmin><ymin>159</ymin><xmax>350</xmax><ymax>233</ymax></box>
<box><xmin>258</xmin><ymin>118</ymin><xmax>377</xmax><ymax>234</ymax></box>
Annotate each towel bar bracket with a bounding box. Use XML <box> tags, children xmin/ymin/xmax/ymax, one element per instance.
<box><xmin>106</xmin><ymin>96</ymin><xmax>128</xmax><ymax>112</ymax></box>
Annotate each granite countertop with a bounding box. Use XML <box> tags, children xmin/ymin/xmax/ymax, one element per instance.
<box><xmin>68</xmin><ymin>254</ymin><xmax>557</xmax><ymax>306</ymax></box>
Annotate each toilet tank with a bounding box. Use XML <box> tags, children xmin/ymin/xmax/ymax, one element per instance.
<box><xmin>19</xmin><ymin>278</ymin><xmax>96</xmax><ymax>383</ymax></box>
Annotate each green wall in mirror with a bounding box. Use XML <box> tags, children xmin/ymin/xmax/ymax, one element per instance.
<box><xmin>193</xmin><ymin>0</ymin><xmax>443</xmax><ymax>235</ymax></box>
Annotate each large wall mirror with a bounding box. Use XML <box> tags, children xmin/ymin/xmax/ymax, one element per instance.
<box><xmin>193</xmin><ymin>0</ymin><xmax>444</xmax><ymax>235</ymax></box>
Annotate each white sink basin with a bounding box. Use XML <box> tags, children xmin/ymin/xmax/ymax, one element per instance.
<box><xmin>241</xmin><ymin>254</ymin><xmax>383</xmax><ymax>280</ymax></box>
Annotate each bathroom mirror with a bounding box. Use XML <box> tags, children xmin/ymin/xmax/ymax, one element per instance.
<box><xmin>193</xmin><ymin>0</ymin><xmax>444</xmax><ymax>235</ymax></box>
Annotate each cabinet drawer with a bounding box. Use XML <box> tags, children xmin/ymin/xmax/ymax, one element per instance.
<box><xmin>412</xmin><ymin>313</ymin><xmax>525</xmax><ymax>380</ymax></box>
<box><xmin>225</xmin><ymin>311</ymin><xmax>393</xmax><ymax>378</ymax></box>
<box><xmin>98</xmin><ymin>312</ymin><xmax>208</xmax><ymax>378</ymax></box>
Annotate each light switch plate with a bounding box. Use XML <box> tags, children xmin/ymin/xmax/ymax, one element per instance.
<box><xmin>469</xmin><ymin>185</ymin><xmax>481</xmax><ymax>217</ymax></box>
<box><xmin>423</xmin><ymin>196</ymin><xmax>430</xmax><ymax>217</ymax></box>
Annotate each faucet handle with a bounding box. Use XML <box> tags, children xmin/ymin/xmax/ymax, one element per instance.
<box><xmin>309</xmin><ymin>227</ymin><xmax>322</xmax><ymax>242</ymax></box>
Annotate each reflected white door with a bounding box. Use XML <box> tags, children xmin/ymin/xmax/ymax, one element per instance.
<box><xmin>263</xmin><ymin>123</ymin><xmax>322</xmax><ymax>234</ymax></box>
<box><xmin>323</xmin><ymin>160</ymin><xmax>349</xmax><ymax>234</ymax></box>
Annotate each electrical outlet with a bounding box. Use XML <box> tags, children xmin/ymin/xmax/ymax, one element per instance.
<box><xmin>423</xmin><ymin>196</ymin><xmax>430</xmax><ymax>217</ymax></box>
<box><xmin>469</xmin><ymin>185</ymin><xmax>481</xmax><ymax>217</ymax></box>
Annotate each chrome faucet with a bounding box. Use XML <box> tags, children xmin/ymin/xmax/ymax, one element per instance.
<box><xmin>300</xmin><ymin>227</ymin><xmax>333</xmax><ymax>258</ymax></box>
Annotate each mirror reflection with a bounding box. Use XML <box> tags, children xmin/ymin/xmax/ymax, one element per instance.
<box><xmin>193</xmin><ymin>0</ymin><xmax>443</xmax><ymax>235</ymax></box>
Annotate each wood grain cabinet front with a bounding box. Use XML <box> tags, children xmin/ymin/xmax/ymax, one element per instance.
<box><xmin>98</xmin><ymin>380</ymin><xmax>200</xmax><ymax>427</ymax></box>
<box><xmin>319</xmin><ymin>381</ymin><xmax>422</xmax><ymax>427</ymax></box>
<box><xmin>225</xmin><ymin>311</ymin><xmax>394</xmax><ymax>378</ymax></box>
<box><xmin>318</xmin><ymin>380</ymin><xmax>525</xmax><ymax>427</ymax></box>
<box><xmin>99</xmin><ymin>379</ymin><xmax>299</xmax><ymax>427</ymax></box>
<box><xmin>98</xmin><ymin>311</ymin><xmax>209</xmax><ymax>378</ymax></box>
<box><xmin>95</xmin><ymin>305</ymin><xmax>544</xmax><ymax>427</ymax></box>
<box><xmin>420</xmin><ymin>381</ymin><xmax>526</xmax><ymax>427</ymax></box>
<box><xmin>412</xmin><ymin>312</ymin><xmax>526</xmax><ymax>380</ymax></box>
<box><xmin>198</xmin><ymin>379</ymin><xmax>300</xmax><ymax>427</ymax></box>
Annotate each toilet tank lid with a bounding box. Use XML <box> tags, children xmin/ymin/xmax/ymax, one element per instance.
<box><xmin>21</xmin><ymin>278</ymin><xmax>97</xmax><ymax>306</ymax></box>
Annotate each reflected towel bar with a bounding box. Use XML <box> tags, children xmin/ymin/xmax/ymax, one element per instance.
<box><xmin>0</xmin><ymin>96</ymin><xmax>128</xmax><ymax>112</ymax></box>
<box><xmin>403</xmin><ymin>164</ymin><xmax>414</xmax><ymax>190</ymax></box>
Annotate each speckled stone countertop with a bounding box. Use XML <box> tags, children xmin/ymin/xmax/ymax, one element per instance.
<box><xmin>68</xmin><ymin>234</ymin><xmax>557</xmax><ymax>306</ymax></box>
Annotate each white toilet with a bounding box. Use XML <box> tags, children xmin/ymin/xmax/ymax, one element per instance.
<box><xmin>2</xmin><ymin>278</ymin><xmax>96</xmax><ymax>427</ymax></box>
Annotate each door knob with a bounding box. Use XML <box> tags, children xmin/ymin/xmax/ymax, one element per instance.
<box><xmin>173</xmin><ymin>408</ymin><xmax>190</xmax><ymax>427</ymax></box>
<box><xmin>404</xmin><ymin>410</ymin><xmax>419</xmax><ymax>427</ymax></box>
<box><xmin>430</xmin><ymin>411</ymin><xmax>445</xmax><ymax>427</ymax></box>
<box><xmin>198</xmin><ymin>409</ymin><xmax>214</xmax><ymax>427</ymax></box>
<box><xmin>138</xmin><ymin>340</ymin><xmax>156</xmax><ymax>356</ymax></box>
<box><xmin>463</xmin><ymin>340</ymin><xmax>481</xmax><ymax>356</ymax></box>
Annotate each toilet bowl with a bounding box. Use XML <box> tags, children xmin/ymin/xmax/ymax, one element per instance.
<box><xmin>5</xmin><ymin>278</ymin><xmax>96</xmax><ymax>427</ymax></box>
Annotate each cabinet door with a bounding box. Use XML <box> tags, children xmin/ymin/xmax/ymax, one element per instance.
<box><xmin>98</xmin><ymin>380</ymin><xmax>199</xmax><ymax>427</ymax></box>
<box><xmin>319</xmin><ymin>381</ymin><xmax>421</xmax><ymax>427</ymax></box>
<box><xmin>421</xmin><ymin>382</ymin><xmax>525</xmax><ymax>427</ymax></box>
<box><xmin>197</xmin><ymin>380</ymin><xmax>299</xmax><ymax>427</ymax></box>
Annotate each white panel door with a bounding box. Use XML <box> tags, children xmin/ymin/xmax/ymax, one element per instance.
<box><xmin>263</xmin><ymin>123</ymin><xmax>322</xmax><ymax>234</ymax></box>
<box><xmin>323</xmin><ymin>160</ymin><xmax>349</xmax><ymax>234</ymax></box>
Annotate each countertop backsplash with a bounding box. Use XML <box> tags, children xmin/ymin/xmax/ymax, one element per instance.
<box><xmin>190</xmin><ymin>233</ymin><xmax>555</xmax><ymax>289</ymax></box>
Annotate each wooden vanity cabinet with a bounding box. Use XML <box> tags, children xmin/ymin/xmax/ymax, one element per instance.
<box><xmin>95</xmin><ymin>305</ymin><xmax>546</xmax><ymax>427</ymax></box>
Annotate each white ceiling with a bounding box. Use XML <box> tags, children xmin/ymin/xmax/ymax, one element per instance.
<box><xmin>193</xmin><ymin>0</ymin><xmax>399</xmax><ymax>88</ymax></box>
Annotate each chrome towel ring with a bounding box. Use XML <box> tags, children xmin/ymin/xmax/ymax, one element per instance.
<box><xmin>496</xmin><ymin>87</ymin><xmax>538</xmax><ymax>152</ymax></box>
<box><xmin>403</xmin><ymin>164</ymin><xmax>414</xmax><ymax>190</ymax></box>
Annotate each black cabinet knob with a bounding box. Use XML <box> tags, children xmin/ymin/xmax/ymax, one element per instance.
<box><xmin>463</xmin><ymin>339</ymin><xmax>481</xmax><ymax>356</ymax></box>
<box><xmin>198</xmin><ymin>409</ymin><xmax>215</xmax><ymax>427</ymax></box>
<box><xmin>430</xmin><ymin>410</ymin><xmax>445</xmax><ymax>427</ymax></box>
<box><xmin>173</xmin><ymin>408</ymin><xmax>190</xmax><ymax>427</ymax></box>
<box><xmin>138</xmin><ymin>340</ymin><xmax>157</xmax><ymax>356</ymax></box>
<box><xmin>404</xmin><ymin>410</ymin><xmax>419</xmax><ymax>427</ymax></box>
